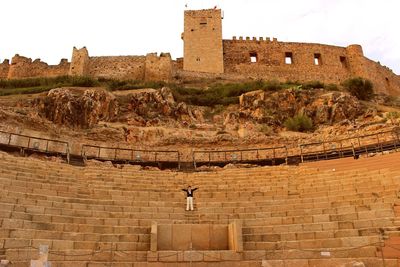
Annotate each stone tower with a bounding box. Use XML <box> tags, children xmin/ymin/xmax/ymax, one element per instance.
<box><xmin>183</xmin><ymin>9</ymin><xmax>224</xmax><ymax>74</ymax></box>
<box><xmin>69</xmin><ymin>47</ymin><xmax>89</xmax><ymax>76</ymax></box>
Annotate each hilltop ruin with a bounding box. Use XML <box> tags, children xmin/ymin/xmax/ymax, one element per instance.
<box><xmin>1</xmin><ymin>8</ymin><xmax>399</xmax><ymax>96</ymax></box>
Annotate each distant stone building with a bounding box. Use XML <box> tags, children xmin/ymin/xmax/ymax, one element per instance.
<box><xmin>1</xmin><ymin>8</ymin><xmax>399</xmax><ymax>95</ymax></box>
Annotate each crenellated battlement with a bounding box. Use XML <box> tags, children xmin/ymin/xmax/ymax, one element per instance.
<box><xmin>230</xmin><ymin>36</ymin><xmax>278</xmax><ymax>42</ymax></box>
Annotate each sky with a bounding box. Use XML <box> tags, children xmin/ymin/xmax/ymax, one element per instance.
<box><xmin>0</xmin><ymin>0</ymin><xmax>399</xmax><ymax>74</ymax></box>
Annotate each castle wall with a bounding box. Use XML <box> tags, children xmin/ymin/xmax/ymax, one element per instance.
<box><xmin>0</xmin><ymin>60</ymin><xmax>10</xmax><ymax>79</ymax></box>
<box><xmin>222</xmin><ymin>39</ymin><xmax>400</xmax><ymax>95</ymax></box>
<box><xmin>87</xmin><ymin>56</ymin><xmax>146</xmax><ymax>80</ymax></box>
<box><xmin>223</xmin><ymin>38</ymin><xmax>352</xmax><ymax>84</ymax></box>
<box><xmin>7</xmin><ymin>55</ymin><xmax>70</xmax><ymax>79</ymax></box>
<box><xmin>144</xmin><ymin>53</ymin><xmax>173</xmax><ymax>82</ymax></box>
<box><xmin>362</xmin><ymin>58</ymin><xmax>400</xmax><ymax>96</ymax></box>
<box><xmin>69</xmin><ymin>47</ymin><xmax>89</xmax><ymax>76</ymax></box>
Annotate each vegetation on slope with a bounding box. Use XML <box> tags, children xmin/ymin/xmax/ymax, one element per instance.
<box><xmin>0</xmin><ymin>75</ymin><xmax>333</xmax><ymax>102</ymax></box>
<box><xmin>342</xmin><ymin>77</ymin><xmax>374</xmax><ymax>100</ymax></box>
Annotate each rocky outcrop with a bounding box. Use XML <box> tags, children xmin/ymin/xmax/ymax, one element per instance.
<box><xmin>123</xmin><ymin>87</ymin><xmax>203</xmax><ymax>126</ymax></box>
<box><xmin>37</xmin><ymin>87</ymin><xmax>118</xmax><ymax>128</ymax></box>
<box><xmin>230</xmin><ymin>89</ymin><xmax>365</xmax><ymax>126</ymax></box>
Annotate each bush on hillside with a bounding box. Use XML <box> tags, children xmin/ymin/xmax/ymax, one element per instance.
<box><xmin>284</xmin><ymin>113</ymin><xmax>314</xmax><ymax>132</ymax></box>
<box><xmin>342</xmin><ymin>77</ymin><xmax>374</xmax><ymax>100</ymax></box>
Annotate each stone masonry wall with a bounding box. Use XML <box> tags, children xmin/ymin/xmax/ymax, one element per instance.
<box><xmin>183</xmin><ymin>9</ymin><xmax>224</xmax><ymax>74</ymax></box>
<box><xmin>144</xmin><ymin>53</ymin><xmax>172</xmax><ymax>82</ymax></box>
<box><xmin>7</xmin><ymin>55</ymin><xmax>70</xmax><ymax>79</ymax></box>
<box><xmin>0</xmin><ymin>60</ymin><xmax>10</xmax><ymax>79</ymax></box>
<box><xmin>221</xmin><ymin>38</ymin><xmax>400</xmax><ymax>95</ymax></box>
<box><xmin>87</xmin><ymin>55</ymin><xmax>146</xmax><ymax>80</ymax></box>
<box><xmin>223</xmin><ymin>38</ymin><xmax>351</xmax><ymax>84</ymax></box>
<box><xmin>69</xmin><ymin>47</ymin><xmax>90</xmax><ymax>76</ymax></box>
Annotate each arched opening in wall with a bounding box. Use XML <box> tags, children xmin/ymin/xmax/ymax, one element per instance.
<box><xmin>285</xmin><ymin>52</ymin><xmax>293</xmax><ymax>65</ymax></box>
<box><xmin>340</xmin><ymin>56</ymin><xmax>348</xmax><ymax>68</ymax></box>
<box><xmin>314</xmin><ymin>53</ymin><xmax>322</xmax><ymax>65</ymax></box>
<box><xmin>250</xmin><ymin>52</ymin><xmax>258</xmax><ymax>63</ymax></box>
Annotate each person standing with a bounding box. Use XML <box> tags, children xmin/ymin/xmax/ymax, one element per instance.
<box><xmin>182</xmin><ymin>186</ymin><xmax>198</xmax><ymax>211</ymax></box>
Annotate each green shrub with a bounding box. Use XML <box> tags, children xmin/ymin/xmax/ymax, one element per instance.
<box><xmin>284</xmin><ymin>113</ymin><xmax>314</xmax><ymax>132</ymax></box>
<box><xmin>342</xmin><ymin>77</ymin><xmax>374</xmax><ymax>100</ymax></box>
<box><xmin>325</xmin><ymin>83</ymin><xmax>339</xmax><ymax>91</ymax></box>
<box><xmin>302</xmin><ymin>81</ymin><xmax>325</xmax><ymax>90</ymax></box>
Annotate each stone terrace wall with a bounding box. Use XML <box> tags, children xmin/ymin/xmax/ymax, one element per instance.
<box><xmin>87</xmin><ymin>55</ymin><xmax>146</xmax><ymax>80</ymax></box>
<box><xmin>7</xmin><ymin>55</ymin><xmax>70</xmax><ymax>79</ymax></box>
<box><xmin>0</xmin><ymin>60</ymin><xmax>10</xmax><ymax>79</ymax></box>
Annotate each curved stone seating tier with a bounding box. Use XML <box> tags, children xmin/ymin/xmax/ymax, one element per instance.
<box><xmin>1</xmin><ymin>151</ymin><xmax>400</xmax><ymax>266</ymax></box>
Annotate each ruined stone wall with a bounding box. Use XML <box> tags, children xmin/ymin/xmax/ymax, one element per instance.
<box><xmin>183</xmin><ymin>9</ymin><xmax>224</xmax><ymax>74</ymax></box>
<box><xmin>87</xmin><ymin>56</ymin><xmax>146</xmax><ymax>80</ymax></box>
<box><xmin>362</xmin><ymin>58</ymin><xmax>400</xmax><ymax>96</ymax></box>
<box><xmin>0</xmin><ymin>60</ymin><xmax>10</xmax><ymax>79</ymax></box>
<box><xmin>7</xmin><ymin>55</ymin><xmax>70</xmax><ymax>79</ymax></box>
<box><xmin>144</xmin><ymin>53</ymin><xmax>172</xmax><ymax>82</ymax></box>
<box><xmin>222</xmin><ymin>38</ymin><xmax>400</xmax><ymax>95</ymax></box>
<box><xmin>69</xmin><ymin>47</ymin><xmax>90</xmax><ymax>76</ymax></box>
<box><xmin>68</xmin><ymin>47</ymin><xmax>173</xmax><ymax>81</ymax></box>
<box><xmin>223</xmin><ymin>38</ymin><xmax>352</xmax><ymax>84</ymax></box>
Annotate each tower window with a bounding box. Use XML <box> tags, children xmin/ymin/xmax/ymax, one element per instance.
<box><xmin>250</xmin><ymin>52</ymin><xmax>258</xmax><ymax>63</ymax></box>
<box><xmin>200</xmin><ymin>18</ymin><xmax>207</xmax><ymax>26</ymax></box>
<box><xmin>340</xmin><ymin>56</ymin><xmax>347</xmax><ymax>68</ymax></box>
<box><xmin>196</xmin><ymin>57</ymin><xmax>201</xmax><ymax>62</ymax></box>
<box><xmin>285</xmin><ymin>52</ymin><xmax>293</xmax><ymax>64</ymax></box>
<box><xmin>314</xmin><ymin>53</ymin><xmax>322</xmax><ymax>65</ymax></box>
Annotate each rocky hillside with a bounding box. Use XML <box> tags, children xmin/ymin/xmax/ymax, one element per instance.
<box><xmin>0</xmin><ymin>85</ymin><xmax>399</xmax><ymax>150</ymax></box>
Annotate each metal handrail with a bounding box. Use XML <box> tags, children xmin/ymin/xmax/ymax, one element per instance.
<box><xmin>81</xmin><ymin>144</ymin><xmax>180</xmax><ymax>168</ymax></box>
<box><xmin>0</xmin><ymin>130</ymin><xmax>70</xmax><ymax>162</ymax></box>
<box><xmin>193</xmin><ymin>146</ymin><xmax>288</xmax><ymax>167</ymax></box>
<box><xmin>299</xmin><ymin>129</ymin><xmax>400</xmax><ymax>163</ymax></box>
<box><xmin>0</xmin><ymin>128</ymin><xmax>399</xmax><ymax>168</ymax></box>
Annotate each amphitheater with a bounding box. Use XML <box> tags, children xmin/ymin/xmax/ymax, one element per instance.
<box><xmin>0</xmin><ymin>128</ymin><xmax>399</xmax><ymax>267</ymax></box>
<box><xmin>1</xmin><ymin>7</ymin><xmax>400</xmax><ymax>267</ymax></box>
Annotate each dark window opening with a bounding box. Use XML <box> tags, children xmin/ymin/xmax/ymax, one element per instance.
<box><xmin>285</xmin><ymin>52</ymin><xmax>293</xmax><ymax>64</ymax></box>
<box><xmin>200</xmin><ymin>18</ymin><xmax>207</xmax><ymax>26</ymax></box>
<box><xmin>250</xmin><ymin>52</ymin><xmax>258</xmax><ymax>63</ymax></box>
<box><xmin>340</xmin><ymin>56</ymin><xmax>347</xmax><ymax>68</ymax></box>
<box><xmin>196</xmin><ymin>57</ymin><xmax>201</xmax><ymax>62</ymax></box>
<box><xmin>314</xmin><ymin>53</ymin><xmax>322</xmax><ymax>65</ymax></box>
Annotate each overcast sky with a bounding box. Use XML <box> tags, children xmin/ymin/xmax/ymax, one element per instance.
<box><xmin>0</xmin><ymin>0</ymin><xmax>398</xmax><ymax>74</ymax></box>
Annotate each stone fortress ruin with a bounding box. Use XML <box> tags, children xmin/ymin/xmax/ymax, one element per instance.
<box><xmin>0</xmin><ymin>9</ymin><xmax>399</xmax><ymax>95</ymax></box>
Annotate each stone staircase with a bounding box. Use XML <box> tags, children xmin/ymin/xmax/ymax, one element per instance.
<box><xmin>1</xmin><ymin>150</ymin><xmax>400</xmax><ymax>266</ymax></box>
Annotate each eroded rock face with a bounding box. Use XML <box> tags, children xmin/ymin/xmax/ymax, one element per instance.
<box><xmin>125</xmin><ymin>87</ymin><xmax>203</xmax><ymax>126</ymax></box>
<box><xmin>231</xmin><ymin>89</ymin><xmax>365</xmax><ymax>126</ymax></box>
<box><xmin>37</xmin><ymin>87</ymin><xmax>118</xmax><ymax>128</ymax></box>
